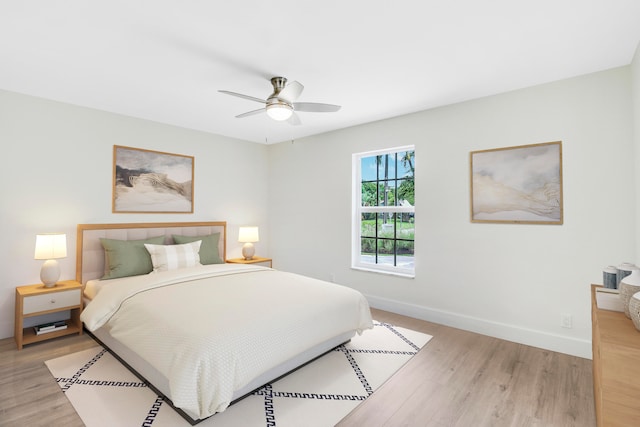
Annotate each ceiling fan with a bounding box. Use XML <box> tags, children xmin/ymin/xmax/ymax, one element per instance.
<box><xmin>219</xmin><ymin>77</ymin><xmax>341</xmax><ymax>124</ymax></box>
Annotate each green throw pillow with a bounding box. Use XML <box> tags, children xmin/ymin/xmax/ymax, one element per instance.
<box><xmin>100</xmin><ymin>236</ymin><xmax>165</xmax><ymax>279</ymax></box>
<box><xmin>172</xmin><ymin>233</ymin><xmax>223</xmax><ymax>264</ymax></box>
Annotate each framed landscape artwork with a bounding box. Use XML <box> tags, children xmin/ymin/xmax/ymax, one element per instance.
<box><xmin>112</xmin><ymin>145</ymin><xmax>194</xmax><ymax>213</ymax></box>
<box><xmin>469</xmin><ymin>141</ymin><xmax>563</xmax><ymax>224</ymax></box>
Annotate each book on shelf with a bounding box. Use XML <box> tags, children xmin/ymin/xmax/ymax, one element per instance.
<box><xmin>34</xmin><ymin>321</ymin><xmax>67</xmax><ymax>335</ymax></box>
<box><xmin>35</xmin><ymin>325</ymin><xmax>67</xmax><ymax>335</ymax></box>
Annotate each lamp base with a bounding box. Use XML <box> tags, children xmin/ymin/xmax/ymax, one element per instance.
<box><xmin>242</xmin><ymin>242</ymin><xmax>255</xmax><ymax>260</ymax></box>
<box><xmin>40</xmin><ymin>259</ymin><xmax>61</xmax><ymax>288</ymax></box>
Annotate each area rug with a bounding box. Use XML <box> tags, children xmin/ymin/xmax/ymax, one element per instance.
<box><xmin>45</xmin><ymin>321</ymin><xmax>432</xmax><ymax>427</ymax></box>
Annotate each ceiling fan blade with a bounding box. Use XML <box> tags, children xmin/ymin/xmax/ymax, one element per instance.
<box><xmin>278</xmin><ymin>81</ymin><xmax>304</xmax><ymax>103</ymax></box>
<box><xmin>219</xmin><ymin>90</ymin><xmax>266</xmax><ymax>104</ymax></box>
<box><xmin>287</xmin><ymin>112</ymin><xmax>301</xmax><ymax>126</ymax></box>
<box><xmin>236</xmin><ymin>108</ymin><xmax>266</xmax><ymax>118</ymax></box>
<box><xmin>293</xmin><ymin>102</ymin><xmax>341</xmax><ymax>113</ymax></box>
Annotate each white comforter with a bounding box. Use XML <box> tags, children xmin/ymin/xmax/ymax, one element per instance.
<box><xmin>81</xmin><ymin>264</ymin><xmax>373</xmax><ymax>419</ymax></box>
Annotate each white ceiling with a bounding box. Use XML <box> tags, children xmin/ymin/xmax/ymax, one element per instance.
<box><xmin>1</xmin><ymin>1</ymin><xmax>639</xmax><ymax>144</ymax></box>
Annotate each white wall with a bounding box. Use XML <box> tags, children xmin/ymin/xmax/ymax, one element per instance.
<box><xmin>268</xmin><ymin>66</ymin><xmax>635</xmax><ymax>358</ymax></box>
<box><xmin>0</xmin><ymin>90</ymin><xmax>270</xmax><ymax>339</ymax></box>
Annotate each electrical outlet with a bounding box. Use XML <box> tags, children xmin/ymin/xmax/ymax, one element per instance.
<box><xmin>561</xmin><ymin>313</ymin><xmax>573</xmax><ymax>328</ymax></box>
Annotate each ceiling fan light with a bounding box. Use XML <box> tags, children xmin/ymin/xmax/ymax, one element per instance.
<box><xmin>266</xmin><ymin>103</ymin><xmax>293</xmax><ymax>121</ymax></box>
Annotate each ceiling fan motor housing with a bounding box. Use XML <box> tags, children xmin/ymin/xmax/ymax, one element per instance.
<box><xmin>268</xmin><ymin>77</ymin><xmax>290</xmax><ymax>104</ymax></box>
<box><xmin>270</xmin><ymin>76</ymin><xmax>288</xmax><ymax>94</ymax></box>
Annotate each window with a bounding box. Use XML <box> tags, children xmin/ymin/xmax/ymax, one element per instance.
<box><xmin>352</xmin><ymin>146</ymin><xmax>415</xmax><ymax>277</ymax></box>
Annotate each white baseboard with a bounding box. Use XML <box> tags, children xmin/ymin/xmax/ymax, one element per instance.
<box><xmin>366</xmin><ymin>294</ymin><xmax>592</xmax><ymax>359</ymax></box>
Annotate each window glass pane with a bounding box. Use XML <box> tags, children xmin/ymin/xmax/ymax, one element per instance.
<box><xmin>377</xmin><ymin>154</ymin><xmax>396</xmax><ymax>181</ymax></box>
<box><xmin>397</xmin><ymin>239</ymin><xmax>414</xmax><ymax>256</ymax></box>
<box><xmin>397</xmin><ymin>178</ymin><xmax>414</xmax><ymax>206</ymax></box>
<box><xmin>361</xmin><ymin>156</ymin><xmax>378</xmax><ymax>182</ymax></box>
<box><xmin>396</xmin><ymin>240</ymin><xmax>414</xmax><ymax>269</ymax></box>
<box><xmin>399</xmin><ymin>211</ymin><xmax>414</xmax><ymax>240</ymax></box>
<box><xmin>361</xmin><ymin>182</ymin><xmax>377</xmax><ymax>206</ymax></box>
<box><xmin>360</xmin><ymin>238</ymin><xmax>376</xmax><ymax>264</ymax></box>
<box><xmin>377</xmin><ymin>155</ymin><xmax>384</xmax><ymax>179</ymax></box>
<box><xmin>377</xmin><ymin>238</ymin><xmax>395</xmax><ymax>264</ymax></box>
<box><xmin>398</xmin><ymin>151</ymin><xmax>414</xmax><ymax>178</ymax></box>
<box><xmin>361</xmin><ymin>213</ymin><xmax>376</xmax><ymax>237</ymax></box>
<box><xmin>396</xmin><ymin>212</ymin><xmax>415</xmax><ymax>227</ymax></box>
<box><xmin>377</xmin><ymin>181</ymin><xmax>397</xmax><ymax>206</ymax></box>
<box><xmin>377</xmin><ymin>212</ymin><xmax>395</xmax><ymax>237</ymax></box>
<box><xmin>390</xmin><ymin>180</ymin><xmax>400</xmax><ymax>206</ymax></box>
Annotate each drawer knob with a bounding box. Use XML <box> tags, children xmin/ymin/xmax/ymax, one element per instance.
<box><xmin>50</xmin><ymin>299</ymin><xmax>56</xmax><ymax>304</ymax></box>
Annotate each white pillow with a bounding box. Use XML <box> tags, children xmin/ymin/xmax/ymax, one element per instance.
<box><xmin>144</xmin><ymin>241</ymin><xmax>202</xmax><ymax>272</ymax></box>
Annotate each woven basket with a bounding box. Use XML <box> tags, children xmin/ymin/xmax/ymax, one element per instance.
<box><xmin>629</xmin><ymin>293</ymin><xmax>640</xmax><ymax>331</ymax></box>
<box><xmin>620</xmin><ymin>281</ymin><xmax>640</xmax><ymax>318</ymax></box>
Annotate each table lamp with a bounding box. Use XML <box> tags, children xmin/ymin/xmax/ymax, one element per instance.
<box><xmin>238</xmin><ymin>227</ymin><xmax>259</xmax><ymax>260</ymax></box>
<box><xmin>34</xmin><ymin>233</ymin><xmax>67</xmax><ymax>287</ymax></box>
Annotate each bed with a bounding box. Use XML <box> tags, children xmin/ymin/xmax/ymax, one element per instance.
<box><xmin>76</xmin><ymin>221</ymin><xmax>373</xmax><ymax>424</ymax></box>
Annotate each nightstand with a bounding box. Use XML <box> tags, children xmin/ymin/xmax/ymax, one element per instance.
<box><xmin>15</xmin><ymin>280</ymin><xmax>83</xmax><ymax>350</ymax></box>
<box><xmin>226</xmin><ymin>256</ymin><xmax>273</xmax><ymax>268</ymax></box>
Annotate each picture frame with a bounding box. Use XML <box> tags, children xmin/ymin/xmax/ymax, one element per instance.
<box><xmin>112</xmin><ymin>145</ymin><xmax>194</xmax><ymax>213</ymax></box>
<box><xmin>469</xmin><ymin>141</ymin><xmax>563</xmax><ymax>224</ymax></box>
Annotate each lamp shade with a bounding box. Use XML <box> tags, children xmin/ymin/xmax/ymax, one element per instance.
<box><xmin>34</xmin><ymin>233</ymin><xmax>67</xmax><ymax>287</ymax></box>
<box><xmin>266</xmin><ymin>103</ymin><xmax>293</xmax><ymax>121</ymax></box>
<box><xmin>238</xmin><ymin>227</ymin><xmax>259</xmax><ymax>243</ymax></box>
<box><xmin>34</xmin><ymin>233</ymin><xmax>67</xmax><ymax>260</ymax></box>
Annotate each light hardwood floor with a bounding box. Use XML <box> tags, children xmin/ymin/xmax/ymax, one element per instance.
<box><xmin>339</xmin><ymin>309</ymin><xmax>595</xmax><ymax>427</ymax></box>
<box><xmin>0</xmin><ymin>308</ymin><xmax>595</xmax><ymax>427</ymax></box>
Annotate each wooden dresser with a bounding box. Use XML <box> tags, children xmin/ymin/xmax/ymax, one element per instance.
<box><xmin>591</xmin><ymin>284</ymin><xmax>640</xmax><ymax>426</ymax></box>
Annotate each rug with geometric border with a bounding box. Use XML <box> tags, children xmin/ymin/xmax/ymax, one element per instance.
<box><xmin>45</xmin><ymin>321</ymin><xmax>432</xmax><ymax>427</ymax></box>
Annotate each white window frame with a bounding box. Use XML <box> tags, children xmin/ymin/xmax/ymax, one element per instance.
<box><xmin>352</xmin><ymin>145</ymin><xmax>415</xmax><ymax>278</ymax></box>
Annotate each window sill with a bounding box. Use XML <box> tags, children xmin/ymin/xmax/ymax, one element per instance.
<box><xmin>351</xmin><ymin>265</ymin><xmax>415</xmax><ymax>279</ymax></box>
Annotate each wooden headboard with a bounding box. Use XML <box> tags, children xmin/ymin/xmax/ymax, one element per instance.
<box><xmin>76</xmin><ymin>221</ymin><xmax>227</xmax><ymax>284</ymax></box>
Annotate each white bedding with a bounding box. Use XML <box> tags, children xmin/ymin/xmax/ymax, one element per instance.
<box><xmin>84</xmin><ymin>278</ymin><xmax>113</xmax><ymax>300</ymax></box>
<box><xmin>80</xmin><ymin>264</ymin><xmax>373</xmax><ymax>420</ymax></box>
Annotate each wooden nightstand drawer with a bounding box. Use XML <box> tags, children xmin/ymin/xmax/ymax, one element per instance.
<box><xmin>23</xmin><ymin>289</ymin><xmax>81</xmax><ymax>315</ymax></box>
